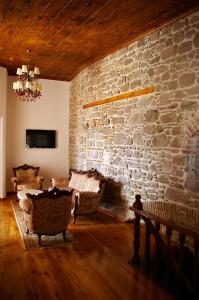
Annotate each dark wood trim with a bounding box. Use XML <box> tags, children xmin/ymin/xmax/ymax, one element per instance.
<box><xmin>130</xmin><ymin>206</ymin><xmax>199</xmax><ymax>239</ymax></box>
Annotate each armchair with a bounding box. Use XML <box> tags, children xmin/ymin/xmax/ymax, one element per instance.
<box><xmin>20</xmin><ymin>187</ymin><xmax>73</xmax><ymax>245</ymax></box>
<box><xmin>11</xmin><ymin>163</ymin><xmax>44</xmax><ymax>191</ymax></box>
<box><xmin>51</xmin><ymin>169</ymin><xmax>106</xmax><ymax>224</ymax></box>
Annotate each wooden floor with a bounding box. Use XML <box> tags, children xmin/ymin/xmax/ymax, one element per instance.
<box><xmin>0</xmin><ymin>194</ymin><xmax>174</xmax><ymax>300</ymax></box>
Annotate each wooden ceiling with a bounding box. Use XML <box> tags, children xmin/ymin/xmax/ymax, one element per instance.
<box><xmin>0</xmin><ymin>0</ymin><xmax>198</xmax><ymax>81</ymax></box>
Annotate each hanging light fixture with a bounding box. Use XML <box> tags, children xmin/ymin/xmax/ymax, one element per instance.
<box><xmin>13</xmin><ymin>50</ymin><xmax>42</xmax><ymax>102</ymax></box>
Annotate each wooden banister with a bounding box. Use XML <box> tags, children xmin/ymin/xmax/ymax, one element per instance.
<box><xmin>129</xmin><ymin>198</ymin><xmax>199</xmax><ymax>299</ymax></box>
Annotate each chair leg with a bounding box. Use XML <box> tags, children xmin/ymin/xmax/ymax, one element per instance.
<box><xmin>73</xmin><ymin>213</ymin><xmax>77</xmax><ymax>224</ymax></box>
<box><xmin>63</xmin><ymin>231</ymin><xmax>66</xmax><ymax>242</ymax></box>
<box><xmin>93</xmin><ymin>212</ymin><xmax>97</xmax><ymax>222</ymax></box>
<box><xmin>38</xmin><ymin>234</ymin><xmax>42</xmax><ymax>246</ymax></box>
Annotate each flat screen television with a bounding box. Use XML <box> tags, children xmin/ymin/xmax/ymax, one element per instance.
<box><xmin>26</xmin><ymin>129</ymin><xmax>56</xmax><ymax>148</ymax></box>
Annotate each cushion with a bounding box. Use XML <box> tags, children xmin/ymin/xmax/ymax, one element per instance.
<box><xmin>83</xmin><ymin>177</ymin><xmax>100</xmax><ymax>193</ymax></box>
<box><xmin>68</xmin><ymin>172</ymin><xmax>100</xmax><ymax>193</ymax></box>
<box><xmin>16</xmin><ymin>169</ymin><xmax>36</xmax><ymax>178</ymax></box>
<box><xmin>69</xmin><ymin>173</ymin><xmax>87</xmax><ymax>191</ymax></box>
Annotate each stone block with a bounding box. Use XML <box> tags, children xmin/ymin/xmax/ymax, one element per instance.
<box><xmin>172</xmin><ymin>154</ymin><xmax>185</xmax><ymax>166</ymax></box>
<box><xmin>148</xmin><ymin>31</ymin><xmax>159</xmax><ymax>41</ymax></box>
<box><xmin>159</xmin><ymin>93</ymin><xmax>170</xmax><ymax>106</ymax></box>
<box><xmin>156</xmin><ymin>125</ymin><xmax>164</xmax><ymax>133</ymax></box>
<box><xmin>143</xmin><ymin>124</ymin><xmax>155</xmax><ymax>135</ymax></box>
<box><xmin>165</xmin><ymin>186</ymin><xmax>188</xmax><ymax>203</ymax></box>
<box><xmin>112</xmin><ymin>157</ymin><xmax>121</xmax><ymax>166</ymax></box>
<box><xmin>125</xmin><ymin>149</ymin><xmax>133</xmax><ymax>157</ymax></box>
<box><xmin>133</xmin><ymin>133</ymin><xmax>144</xmax><ymax>145</ymax></box>
<box><xmin>172</xmin><ymin>30</ymin><xmax>184</xmax><ymax>43</ymax></box>
<box><xmin>147</xmin><ymin>68</ymin><xmax>155</xmax><ymax>77</ymax></box>
<box><xmin>172</xmin><ymin>20</ymin><xmax>185</xmax><ymax>32</ymax></box>
<box><xmin>181</xmin><ymin>100</ymin><xmax>198</xmax><ymax>111</ymax></box>
<box><xmin>157</xmin><ymin>175</ymin><xmax>169</xmax><ymax>184</ymax></box>
<box><xmin>161</xmin><ymin>45</ymin><xmax>177</xmax><ymax>60</ymax></box>
<box><xmin>193</xmin><ymin>32</ymin><xmax>199</xmax><ymax>48</ymax></box>
<box><xmin>178</xmin><ymin>41</ymin><xmax>192</xmax><ymax>54</ymax></box>
<box><xmin>146</xmin><ymin>109</ymin><xmax>159</xmax><ymax>122</ymax></box>
<box><xmin>170</xmin><ymin>137</ymin><xmax>184</xmax><ymax>148</ymax></box>
<box><xmin>114</xmin><ymin>133</ymin><xmax>125</xmax><ymax>145</ymax></box>
<box><xmin>152</xmin><ymin>134</ymin><xmax>169</xmax><ymax>147</ymax></box>
<box><xmin>179</xmin><ymin>72</ymin><xmax>196</xmax><ymax>87</ymax></box>
<box><xmin>171</xmin><ymin>126</ymin><xmax>181</xmax><ymax>135</ymax></box>
<box><xmin>149</xmin><ymin>163</ymin><xmax>157</xmax><ymax>172</ymax></box>
<box><xmin>168</xmin><ymin>80</ymin><xmax>179</xmax><ymax>90</ymax></box>
<box><xmin>131</xmin><ymin>112</ymin><xmax>144</xmax><ymax>123</ymax></box>
<box><xmin>175</xmin><ymin>90</ymin><xmax>185</xmax><ymax>98</ymax></box>
<box><xmin>161</xmin><ymin>71</ymin><xmax>170</xmax><ymax>81</ymax></box>
<box><xmin>143</xmin><ymin>50</ymin><xmax>152</xmax><ymax>60</ymax></box>
<box><xmin>160</xmin><ymin>112</ymin><xmax>177</xmax><ymax>123</ymax></box>
<box><xmin>188</xmin><ymin>86</ymin><xmax>199</xmax><ymax>95</ymax></box>
<box><xmin>112</xmin><ymin>117</ymin><xmax>124</xmax><ymax>125</ymax></box>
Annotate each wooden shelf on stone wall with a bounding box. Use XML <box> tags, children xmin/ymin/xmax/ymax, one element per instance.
<box><xmin>83</xmin><ymin>86</ymin><xmax>154</xmax><ymax>109</ymax></box>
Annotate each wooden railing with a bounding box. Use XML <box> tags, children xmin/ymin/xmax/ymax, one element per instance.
<box><xmin>129</xmin><ymin>195</ymin><xmax>199</xmax><ymax>300</ymax></box>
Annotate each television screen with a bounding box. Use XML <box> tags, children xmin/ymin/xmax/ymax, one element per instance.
<box><xmin>26</xmin><ymin>129</ymin><xmax>56</xmax><ymax>148</ymax></box>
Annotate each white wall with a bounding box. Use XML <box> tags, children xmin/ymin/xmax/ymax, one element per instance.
<box><xmin>0</xmin><ymin>67</ymin><xmax>7</xmax><ymax>198</ymax></box>
<box><xmin>7</xmin><ymin>77</ymin><xmax>70</xmax><ymax>191</ymax></box>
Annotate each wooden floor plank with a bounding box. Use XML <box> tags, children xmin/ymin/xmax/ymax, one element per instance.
<box><xmin>0</xmin><ymin>194</ymin><xmax>174</xmax><ymax>300</ymax></box>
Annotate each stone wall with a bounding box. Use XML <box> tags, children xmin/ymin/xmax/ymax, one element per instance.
<box><xmin>69</xmin><ymin>11</ymin><xmax>199</xmax><ymax>220</ymax></box>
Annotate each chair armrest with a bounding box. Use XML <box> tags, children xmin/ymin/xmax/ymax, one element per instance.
<box><xmin>11</xmin><ymin>176</ymin><xmax>18</xmax><ymax>183</ymax></box>
<box><xmin>74</xmin><ymin>191</ymin><xmax>101</xmax><ymax>213</ymax></box>
<box><xmin>35</xmin><ymin>176</ymin><xmax>44</xmax><ymax>184</ymax></box>
<box><xmin>75</xmin><ymin>191</ymin><xmax>101</xmax><ymax>204</ymax></box>
<box><xmin>19</xmin><ymin>198</ymin><xmax>32</xmax><ymax>214</ymax></box>
<box><xmin>11</xmin><ymin>176</ymin><xmax>19</xmax><ymax>191</ymax></box>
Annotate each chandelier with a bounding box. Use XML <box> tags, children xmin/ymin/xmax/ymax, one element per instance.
<box><xmin>13</xmin><ymin>50</ymin><xmax>42</xmax><ymax>102</ymax></box>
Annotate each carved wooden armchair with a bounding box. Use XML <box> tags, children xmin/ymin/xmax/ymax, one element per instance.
<box><xmin>20</xmin><ymin>187</ymin><xmax>73</xmax><ymax>245</ymax></box>
<box><xmin>50</xmin><ymin>169</ymin><xmax>106</xmax><ymax>224</ymax></box>
<box><xmin>11</xmin><ymin>163</ymin><xmax>44</xmax><ymax>191</ymax></box>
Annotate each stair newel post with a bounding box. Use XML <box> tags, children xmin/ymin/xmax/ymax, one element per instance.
<box><xmin>131</xmin><ymin>194</ymin><xmax>143</xmax><ymax>266</ymax></box>
<box><xmin>193</xmin><ymin>239</ymin><xmax>199</xmax><ymax>293</ymax></box>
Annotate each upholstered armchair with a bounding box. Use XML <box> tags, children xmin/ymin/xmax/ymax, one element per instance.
<box><xmin>51</xmin><ymin>169</ymin><xmax>106</xmax><ymax>224</ymax></box>
<box><xmin>11</xmin><ymin>163</ymin><xmax>44</xmax><ymax>191</ymax></box>
<box><xmin>20</xmin><ymin>187</ymin><xmax>73</xmax><ymax>245</ymax></box>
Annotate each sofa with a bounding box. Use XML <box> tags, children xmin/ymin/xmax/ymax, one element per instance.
<box><xmin>51</xmin><ymin>169</ymin><xmax>106</xmax><ymax>224</ymax></box>
<box><xmin>20</xmin><ymin>187</ymin><xmax>73</xmax><ymax>245</ymax></box>
<box><xmin>11</xmin><ymin>163</ymin><xmax>44</xmax><ymax>191</ymax></box>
